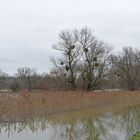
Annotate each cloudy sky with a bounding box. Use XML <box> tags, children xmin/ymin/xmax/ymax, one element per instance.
<box><xmin>0</xmin><ymin>0</ymin><xmax>140</xmax><ymax>74</ymax></box>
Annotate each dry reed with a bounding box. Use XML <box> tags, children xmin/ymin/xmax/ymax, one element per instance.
<box><xmin>0</xmin><ymin>90</ymin><xmax>140</xmax><ymax>122</ymax></box>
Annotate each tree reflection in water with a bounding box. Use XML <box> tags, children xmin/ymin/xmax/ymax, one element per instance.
<box><xmin>0</xmin><ymin>105</ymin><xmax>140</xmax><ymax>140</ymax></box>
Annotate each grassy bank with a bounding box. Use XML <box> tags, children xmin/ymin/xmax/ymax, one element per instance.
<box><xmin>0</xmin><ymin>90</ymin><xmax>140</xmax><ymax>121</ymax></box>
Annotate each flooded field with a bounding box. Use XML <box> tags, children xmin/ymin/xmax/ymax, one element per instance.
<box><xmin>0</xmin><ymin>105</ymin><xmax>140</xmax><ymax>140</ymax></box>
<box><xmin>0</xmin><ymin>91</ymin><xmax>140</xmax><ymax>140</ymax></box>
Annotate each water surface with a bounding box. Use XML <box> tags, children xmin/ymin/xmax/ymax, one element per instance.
<box><xmin>0</xmin><ymin>105</ymin><xmax>140</xmax><ymax>140</ymax></box>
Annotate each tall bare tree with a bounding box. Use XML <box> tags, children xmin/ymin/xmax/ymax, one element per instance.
<box><xmin>74</xmin><ymin>27</ymin><xmax>111</xmax><ymax>91</ymax></box>
<box><xmin>53</xmin><ymin>27</ymin><xmax>111</xmax><ymax>91</ymax></box>
<box><xmin>53</xmin><ymin>30</ymin><xmax>80</xmax><ymax>90</ymax></box>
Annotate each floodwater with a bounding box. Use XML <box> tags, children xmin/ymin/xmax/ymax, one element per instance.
<box><xmin>0</xmin><ymin>105</ymin><xmax>140</xmax><ymax>140</ymax></box>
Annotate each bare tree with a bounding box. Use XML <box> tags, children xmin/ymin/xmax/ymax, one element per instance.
<box><xmin>74</xmin><ymin>27</ymin><xmax>112</xmax><ymax>91</ymax></box>
<box><xmin>16</xmin><ymin>67</ymin><xmax>37</xmax><ymax>92</ymax></box>
<box><xmin>0</xmin><ymin>70</ymin><xmax>9</xmax><ymax>90</ymax></box>
<box><xmin>112</xmin><ymin>47</ymin><xmax>140</xmax><ymax>90</ymax></box>
<box><xmin>53</xmin><ymin>30</ymin><xmax>81</xmax><ymax>90</ymax></box>
<box><xmin>10</xmin><ymin>78</ymin><xmax>21</xmax><ymax>92</ymax></box>
<box><xmin>52</xmin><ymin>27</ymin><xmax>112</xmax><ymax>91</ymax></box>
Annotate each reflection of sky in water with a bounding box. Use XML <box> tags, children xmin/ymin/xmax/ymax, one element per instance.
<box><xmin>0</xmin><ymin>125</ymin><xmax>62</xmax><ymax>140</ymax></box>
<box><xmin>0</xmin><ymin>106</ymin><xmax>140</xmax><ymax>140</ymax></box>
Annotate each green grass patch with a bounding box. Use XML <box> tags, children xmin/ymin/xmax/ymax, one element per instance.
<box><xmin>129</xmin><ymin>131</ymin><xmax>140</xmax><ymax>140</ymax></box>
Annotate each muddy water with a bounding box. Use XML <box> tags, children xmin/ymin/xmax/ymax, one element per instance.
<box><xmin>0</xmin><ymin>105</ymin><xmax>140</xmax><ymax>140</ymax></box>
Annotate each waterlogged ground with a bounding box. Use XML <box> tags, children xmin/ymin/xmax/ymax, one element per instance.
<box><xmin>0</xmin><ymin>105</ymin><xmax>140</xmax><ymax>140</ymax></box>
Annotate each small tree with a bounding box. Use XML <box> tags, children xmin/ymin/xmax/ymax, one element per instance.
<box><xmin>0</xmin><ymin>70</ymin><xmax>8</xmax><ymax>89</ymax></box>
<box><xmin>10</xmin><ymin>79</ymin><xmax>21</xmax><ymax>92</ymax></box>
<box><xmin>16</xmin><ymin>67</ymin><xmax>37</xmax><ymax>92</ymax></box>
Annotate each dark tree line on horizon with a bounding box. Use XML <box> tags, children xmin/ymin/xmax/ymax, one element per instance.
<box><xmin>0</xmin><ymin>27</ymin><xmax>140</xmax><ymax>92</ymax></box>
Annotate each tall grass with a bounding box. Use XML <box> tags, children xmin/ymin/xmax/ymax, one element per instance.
<box><xmin>0</xmin><ymin>90</ymin><xmax>140</xmax><ymax>122</ymax></box>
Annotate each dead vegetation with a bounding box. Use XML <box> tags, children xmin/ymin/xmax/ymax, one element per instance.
<box><xmin>0</xmin><ymin>90</ymin><xmax>140</xmax><ymax>122</ymax></box>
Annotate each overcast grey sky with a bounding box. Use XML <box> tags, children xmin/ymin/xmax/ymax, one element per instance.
<box><xmin>0</xmin><ymin>0</ymin><xmax>140</xmax><ymax>74</ymax></box>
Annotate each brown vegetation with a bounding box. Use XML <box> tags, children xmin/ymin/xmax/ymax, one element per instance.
<box><xmin>0</xmin><ymin>90</ymin><xmax>140</xmax><ymax>122</ymax></box>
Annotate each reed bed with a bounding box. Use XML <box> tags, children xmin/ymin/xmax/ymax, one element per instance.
<box><xmin>0</xmin><ymin>90</ymin><xmax>140</xmax><ymax>122</ymax></box>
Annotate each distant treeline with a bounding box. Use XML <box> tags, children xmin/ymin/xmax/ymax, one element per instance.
<box><xmin>0</xmin><ymin>27</ymin><xmax>140</xmax><ymax>92</ymax></box>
